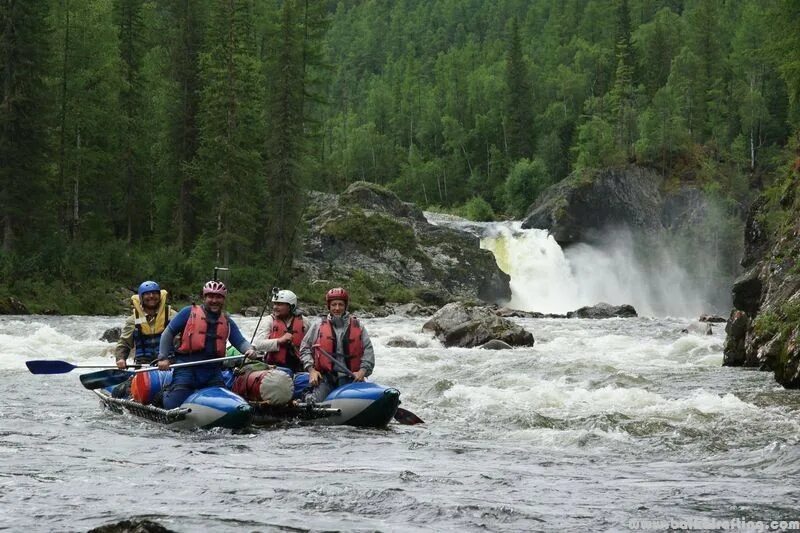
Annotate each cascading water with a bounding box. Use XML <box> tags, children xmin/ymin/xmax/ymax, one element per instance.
<box><xmin>427</xmin><ymin>214</ymin><xmax>729</xmax><ymax>317</ymax></box>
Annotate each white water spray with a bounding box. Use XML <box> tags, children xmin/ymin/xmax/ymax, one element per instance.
<box><xmin>427</xmin><ymin>214</ymin><xmax>725</xmax><ymax>317</ymax></box>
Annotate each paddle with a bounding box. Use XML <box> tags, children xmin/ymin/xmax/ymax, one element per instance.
<box><xmin>313</xmin><ymin>345</ymin><xmax>424</xmax><ymax>425</ymax></box>
<box><xmin>79</xmin><ymin>355</ymin><xmax>247</xmax><ymax>390</ymax></box>
<box><xmin>26</xmin><ymin>360</ymin><xmax>143</xmax><ymax>374</ymax></box>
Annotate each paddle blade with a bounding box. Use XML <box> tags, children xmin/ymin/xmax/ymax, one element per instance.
<box><xmin>79</xmin><ymin>369</ymin><xmax>133</xmax><ymax>390</ymax></box>
<box><xmin>26</xmin><ymin>360</ymin><xmax>77</xmax><ymax>374</ymax></box>
<box><xmin>394</xmin><ymin>407</ymin><xmax>424</xmax><ymax>425</ymax></box>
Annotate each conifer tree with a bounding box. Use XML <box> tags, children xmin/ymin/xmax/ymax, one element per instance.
<box><xmin>52</xmin><ymin>0</ymin><xmax>121</xmax><ymax>241</ymax></box>
<box><xmin>504</xmin><ymin>17</ymin><xmax>534</xmax><ymax>160</ymax></box>
<box><xmin>264</xmin><ymin>0</ymin><xmax>304</xmax><ymax>264</ymax></box>
<box><xmin>114</xmin><ymin>0</ymin><xmax>147</xmax><ymax>242</ymax></box>
<box><xmin>164</xmin><ymin>0</ymin><xmax>207</xmax><ymax>251</ymax></box>
<box><xmin>0</xmin><ymin>0</ymin><xmax>53</xmax><ymax>252</ymax></box>
<box><xmin>609</xmin><ymin>0</ymin><xmax>637</xmax><ymax>160</ymax></box>
<box><xmin>195</xmin><ymin>0</ymin><xmax>264</xmax><ymax>265</ymax></box>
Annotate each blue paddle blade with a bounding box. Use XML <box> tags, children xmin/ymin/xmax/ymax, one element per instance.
<box><xmin>26</xmin><ymin>360</ymin><xmax>77</xmax><ymax>374</ymax></box>
<box><xmin>79</xmin><ymin>369</ymin><xmax>134</xmax><ymax>390</ymax></box>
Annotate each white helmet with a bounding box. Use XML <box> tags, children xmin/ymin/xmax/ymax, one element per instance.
<box><xmin>272</xmin><ymin>289</ymin><xmax>298</xmax><ymax>308</ymax></box>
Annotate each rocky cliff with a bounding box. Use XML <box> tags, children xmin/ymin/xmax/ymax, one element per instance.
<box><xmin>723</xmin><ymin>174</ymin><xmax>800</xmax><ymax>387</ymax></box>
<box><xmin>295</xmin><ymin>182</ymin><xmax>511</xmax><ymax>306</ymax></box>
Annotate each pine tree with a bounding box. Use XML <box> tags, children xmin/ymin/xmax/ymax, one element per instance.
<box><xmin>114</xmin><ymin>0</ymin><xmax>147</xmax><ymax>242</ymax></box>
<box><xmin>504</xmin><ymin>17</ymin><xmax>534</xmax><ymax>160</ymax></box>
<box><xmin>52</xmin><ymin>0</ymin><xmax>121</xmax><ymax>241</ymax></box>
<box><xmin>164</xmin><ymin>0</ymin><xmax>207</xmax><ymax>251</ymax></box>
<box><xmin>263</xmin><ymin>0</ymin><xmax>308</xmax><ymax>265</ymax></box>
<box><xmin>609</xmin><ymin>0</ymin><xmax>637</xmax><ymax>160</ymax></box>
<box><xmin>195</xmin><ymin>0</ymin><xmax>264</xmax><ymax>265</ymax></box>
<box><xmin>0</xmin><ymin>0</ymin><xmax>53</xmax><ymax>252</ymax></box>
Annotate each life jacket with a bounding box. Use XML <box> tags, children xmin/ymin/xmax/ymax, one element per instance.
<box><xmin>266</xmin><ymin>315</ymin><xmax>306</xmax><ymax>367</ymax></box>
<box><xmin>177</xmin><ymin>304</ymin><xmax>229</xmax><ymax>356</ymax></box>
<box><xmin>313</xmin><ymin>316</ymin><xmax>363</xmax><ymax>373</ymax></box>
<box><xmin>131</xmin><ymin>290</ymin><xmax>171</xmax><ymax>362</ymax></box>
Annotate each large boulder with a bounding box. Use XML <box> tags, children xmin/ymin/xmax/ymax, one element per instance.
<box><xmin>566</xmin><ymin>302</ymin><xmax>638</xmax><ymax>319</ymax></box>
<box><xmin>422</xmin><ymin>302</ymin><xmax>534</xmax><ymax>348</ymax></box>
<box><xmin>522</xmin><ymin>166</ymin><xmax>663</xmax><ymax>245</ymax></box>
<box><xmin>298</xmin><ymin>182</ymin><xmax>510</xmax><ymax>304</ymax></box>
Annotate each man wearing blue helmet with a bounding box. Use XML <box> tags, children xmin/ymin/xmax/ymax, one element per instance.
<box><xmin>114</xmin><ymin>280</ymin><xmax>177</xmax><ymax>371</ymax></box>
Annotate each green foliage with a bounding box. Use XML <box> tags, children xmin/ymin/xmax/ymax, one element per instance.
<box><xmin>321</xmin><ymin>209</ymin><xmax>418</xmax><ymax>255</ymax></box>
<box><xmin>503</xmin><ymin>158</ymin><xmax>551</xmax><ymax>217</ymax></box>
<box><xmin>456</xmin><ymin>196</ymin><xmax>496</xmax><ymax>222</ymax></box>
<box><xmin>635</xmin><ymin>86</ymin><xmax>690</xmax><ymax>170</ymax></box>
<box><xmin>754</xmin><ymin>302</ymin><xmax>800</xmax><ymax>340</ymax></box>
<box><xmin>573</xmin><ymin>116</ymin><xmax>623</xmax><ymax>170</ymax></box>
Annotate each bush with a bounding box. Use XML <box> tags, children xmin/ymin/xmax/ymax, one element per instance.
<box><xmin>457</xmin><ymin>196</ymin><xmax>495</xmax><ymax>222</ymax></box>
<box><xmin>503</xmin><ymin>158</ymin><xmax>551</xmax><ymax>218</ymax></box>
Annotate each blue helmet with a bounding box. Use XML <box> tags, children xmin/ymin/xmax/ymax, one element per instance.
<box><xmin>137</xmin><ymin>280</ymin><xmax>160</xmax><ymax>298</ymax></box>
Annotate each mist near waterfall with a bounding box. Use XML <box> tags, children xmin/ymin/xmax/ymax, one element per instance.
<box><xmin>478</xmin><ymin>221</ymin><xmax>734</xmax><ymax>317</ymax></box>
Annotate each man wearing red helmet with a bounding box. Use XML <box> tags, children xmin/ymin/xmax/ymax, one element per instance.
<box><xmin>298</xmin><ymin>287</ymin><xmax>375</xmax><ymax>402</ymax></box>
<box><xmin>156</xmin><ymin>280</ymin><xmax>256</xmax><ymax>409</ymax></box>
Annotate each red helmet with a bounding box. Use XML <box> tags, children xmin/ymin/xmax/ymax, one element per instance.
<box><xmin>203</xmin><ymin>280</ymin><xmax>227</xmax><ymax>296</ymax></box>
<box><xmin>325</xmin><ymin>287</ymin><xmax>349</xmax><ymax>306</ymax></box>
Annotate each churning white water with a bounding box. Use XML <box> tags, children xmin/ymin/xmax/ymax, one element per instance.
<box><xmin>0</xmin><ymin>215</ymin><xmax>788</xmax><ymax>532</ymax></box>
<box><xmin>426</xmin><ymin>214</ymin><xmax>726</xmax><ymax>317</ymax></box>
<box><xmin>2</xmin><ymin>314</ymin><xmax>799</xmax><ymax>532</ymax></box>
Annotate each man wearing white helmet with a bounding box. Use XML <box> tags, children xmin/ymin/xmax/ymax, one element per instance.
<box><xmin>252</xmin><ymin>289</ymin><xmax>309</xmax><ymax>373</ymax></box>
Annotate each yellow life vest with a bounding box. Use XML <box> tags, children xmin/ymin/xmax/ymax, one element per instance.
<box><xmin>131</xmin><ymin>289</ymin><xmax>170</xmax><ymax>335</ymax></box>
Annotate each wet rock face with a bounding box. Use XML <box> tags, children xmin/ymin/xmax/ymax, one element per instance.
<box><xmin>521</xmin><ymin>167</ymin><xmax>663</xmax><ymax>245</ymax></box>
<box><xmin>722</xmin><ymin>175</ymin><xmax>800</xmax><ymax>388</ymax></box>
<box><xmin>299</xmin><ymin>182</ymin><xmax>511</xmax><ymax>304</ymax></box>
<box><xmin>422</xmin><ymin>302</ymin><xmax>534</xmax><ymax>348</ymax></box>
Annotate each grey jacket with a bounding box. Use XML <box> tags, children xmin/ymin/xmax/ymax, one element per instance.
<box><xmin>299</xmin><ymin>312</ymin><xmax>375</xmax><ymax>376</ymax></box>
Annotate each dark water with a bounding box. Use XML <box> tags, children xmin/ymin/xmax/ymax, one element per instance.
<box><xmin>2</xmin><ymin>315</ymin><xmax>800</xmax><ymax>532</ymax></box>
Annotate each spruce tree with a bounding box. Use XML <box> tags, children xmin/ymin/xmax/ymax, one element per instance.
<box><xmin>0</xmin><ymin>0</ymin><xmax>53</xmax><ymax>252</ymax></box>
<box><xmin>504</xmin><ymin>17</ymin><xmax>534</xmax><ymax>160</ymax></box>
<box><xmin>195</xmin><ymin>0</ymin><xmax>264</xmax><ymax>265</ymax></box>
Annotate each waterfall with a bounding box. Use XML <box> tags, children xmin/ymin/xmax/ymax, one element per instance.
<box><xmin>426</xmin><ymin>214</ymin><xmax>724</xmax><ymax>317</ymax></box>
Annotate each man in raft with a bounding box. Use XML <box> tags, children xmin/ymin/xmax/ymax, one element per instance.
<box><xmin>298</xmin><ymin>287</ymin><xmax>375</xmax><ymax>402</ymax></box>
<box><xmin>157</xmin><ymin>280</ymin><xmax>256</xmax><ymax>409</ymax></box>
<box><xmin>251</xmin><ymin>289</ymin><xmax>309</xmax><ymax>373</ymax></box>
<box><xmin>111</xmin><ymin>280</ymin><xmax>177</xmax><ymax>398</ymax></box>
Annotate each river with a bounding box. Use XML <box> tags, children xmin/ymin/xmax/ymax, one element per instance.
<box><xmin>2</xmin><ymin>312</ymin><xmax>800</xmax><ymax>532</ymax></box>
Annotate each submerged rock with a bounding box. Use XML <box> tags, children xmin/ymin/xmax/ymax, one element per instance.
<box><xmin>479</xmin><ymin>339</ymin><xmax>513</xmax><ymax>350</ymax></box>
<box><xmin>386</xmin><ymin>337</ymin><xmax>420</xmax><ymax>348</ymax></box>
<box><xmin>100</xmin><ymin>327</ymin><xmax>121</xmax><ymax>343</ymax></box>
<box><xmin>89</xmin><ymin>519</ymin><xmax>175</xmax><ymax>533</ymax></box>
<box><xmin>422</xmin><ymin>302</ymin><xmax>534</xmax><ymax>348</ymax></box>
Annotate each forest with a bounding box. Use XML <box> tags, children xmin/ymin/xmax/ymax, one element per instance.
<box><xmin>1</xmin><ymin>0</ymin><xmax>798</xmax><ymax>313</ymax></box>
